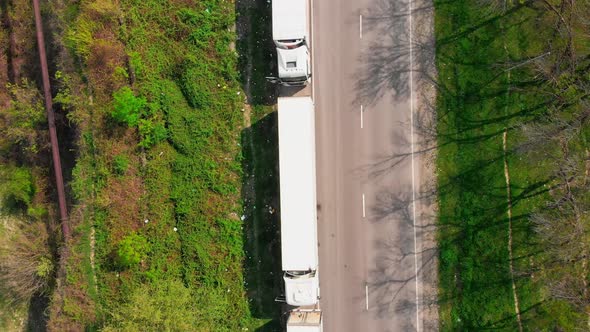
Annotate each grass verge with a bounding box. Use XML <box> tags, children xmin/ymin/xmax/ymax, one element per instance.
<box><xmin>434</xmin><ymin>1</ymin><xmax>581</xmax><ymax>330</ymax></box>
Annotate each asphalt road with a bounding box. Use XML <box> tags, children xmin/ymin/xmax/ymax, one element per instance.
<box><xmin>313</xmin><ymin>0</ymin><xmax>436</xmax><ymax>330</ymax></box>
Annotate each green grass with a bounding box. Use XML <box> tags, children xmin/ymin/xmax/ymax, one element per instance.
<box><xmin>110</xmin><ymin>0</ymin><xmax>250</xmax><ymax>329</ymax></box>
<box><xmin>434</xmin><ymin>1</ymin><xmax>579</xmax><ymax>330</ymax></box>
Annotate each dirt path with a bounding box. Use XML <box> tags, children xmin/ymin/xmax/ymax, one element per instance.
<box><xmin>502</xmin><ymin>130</ymin><xmax>523</xmax><ymax>332</ymax></box>
<box><xmin>412</xmin><ymin>0</ymin><xmax>439</xmax><ymax>329</ymax></box>
<box><xmin>500</xmin><ymin>2</ymin><xmax>523</xmax><ymax>327</ymax></box>
<box><xmin>501</xmin><ymin>14</ymin><xmax>523</xmax><ymax>331</ymax></box>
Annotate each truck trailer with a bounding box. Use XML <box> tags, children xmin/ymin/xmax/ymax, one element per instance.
<box><xmin>278</xmin><ymin>97</ymin><xmax>319</xmax><ymax>307</ymax></box>
<box><xmin>286</xmin><ymin>309</ymin><xmax>323</xmax><ymax>332</ymax></box>
<box><xmin>272</xmin><ymin>0</ymin><xmax>311</xmax><ymax>86</ymax></box>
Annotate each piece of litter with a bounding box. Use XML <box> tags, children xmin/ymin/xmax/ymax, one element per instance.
<box><xmin>240</xmin><ymin>215</ymin><xmax>246</xmax><ymax>221</ymax></box>
<box><xmin>144</xmin><ymin>219</ymin><xmax>149</xmax><ymax>224</ymax></box>
<box><xmin>173</xmin><ymin>227</ymin><xmax>178</xmax><ymax>232</ymax></box>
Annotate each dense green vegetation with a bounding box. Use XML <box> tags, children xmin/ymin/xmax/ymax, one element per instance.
<box><xmin>1</xmin><ymin>0</ymin><xmax>285</xmax><ymax>329</ymax></box>
<box><xmin>27</xmin><ymin>0</ymin><xmax>276</xmax><ymax>329</ymax></box>
<box><xmin>435</xmin><ymin>0</ymin><xmax>589</xmax><ymax>330</ymax></box>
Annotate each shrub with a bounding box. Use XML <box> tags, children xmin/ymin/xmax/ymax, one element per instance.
<box><xmin>102</xmin><ymin>279</ymin><xmax>200</xmax><ymax>331</ymax></box>
<box><xmin>128</xmin><ymin>51</ymin><xmax>144</xmax><ymax>79</ymax></box>
<box><xmin>138</xmin><ymin>119</ymin><xmax>167</xmax><ymax>148</ymax></box>
<box><xmin>65</xmin><ymin>13</ymin><xmax>97</xmax><ymax>60</ymax></box>
<box><xmin>180</xmin><ymin>61</ymin><xmax>215</xmax><ymax>109</ymax></box>
<box><xmin>116</xmin><ymin>233</ymin><xmax>148</xmax><ymax>269</ymax></box>
<box><xmin>112</xmin><ymin>155</ymin><xmax>129</xmax><ymax>175</ymax></box>
<box><xmin>111</xmin><ymin>86</ymin><xmax>145</xmax><ymax>127</ymax></box>
<box><xmin>0</xmin><ymin>166</ymin><xmax>35</xmax><ymax>211</ymax></box>
<box><xmin>0</xmin><ymin>219</ymin><xmax>53</xmax><ymax>302</ymax></box>
<box><xmin>3</xmin><ymin>81</ymin><xmax>46</xmax><ymax>154</ymax></box>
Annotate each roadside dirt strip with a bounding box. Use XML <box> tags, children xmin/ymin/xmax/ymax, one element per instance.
<box><xmin>502</xmin><ymin>130</ymin><xmax>524</xmax><ymax>332</ymax></box>
<box><xmin>412</xmin><ymin>0</ymin><xmax>440</xmax><ymax>329</ymax></box>
<box><xmin>502</xmin><ymin>13</ymin><xmax>523</xmax><ymax>329</ymax></box>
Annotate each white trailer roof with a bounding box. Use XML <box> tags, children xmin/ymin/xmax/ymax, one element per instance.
<box><xmin>272</xmin><ymin>0</ymin><xmax>307</xmax><ymax>42</ymax></box>
<box><xmin>287</xmin><ymin>310</ymin><xmax>323</xmax><ymax>332</ymax></box>
<box><xmin>278</xmin><ymin>97</ymin><xmax>318</xmax><ymax>271</ymax></box>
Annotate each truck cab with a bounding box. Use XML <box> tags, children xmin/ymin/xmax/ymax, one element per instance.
<box><xmin>284</xmin><ymin>270</ymin><xmax>319</xmax><ymax>306</ymax></box>
<box><xmin>272</xmin><ymin>0</ymin><xmax>311</xmax><ymax>86</ymax></box>
<box><xmin>276</xmin><ymin>46</ymin><xmax>311</xmax><ymax>86</ymax></box>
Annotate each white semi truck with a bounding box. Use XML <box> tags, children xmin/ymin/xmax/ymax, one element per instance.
<box><xmin>272</xmin><ymin>0</ymin><xmax>311</xmax><ymax>86</ymax></box>
<box><xmin>286</xmin><ymin>308</ymin><xmax>323</xmax><ymax>332</ymax></box>
<box><xmin>278</xmin><ymin>97</ymin><xmax>319</xmax><ymax>308</ymax></box>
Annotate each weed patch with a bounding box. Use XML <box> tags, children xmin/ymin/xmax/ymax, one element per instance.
<box><xmin>52</xmin><ymin>0</ymin><xmax>260</xmax><ymax>329</ymax></box>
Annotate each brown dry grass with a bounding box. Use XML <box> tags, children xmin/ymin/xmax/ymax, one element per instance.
<box><xmin>47</xmin><ymin>281</ymin><xmax>96</xmax><ymax>332</ymax></box>
<box><xmin>86</xmin><ymin>38</ymin><xmax>127</xmax><ymax>99</ymax></box>
<box><xmin>101</xmin><ymin>174</ymin><xmax>143</xmax><ymax>243</ymax></box>
<box><xmin>5</xmin><ymin>0</ymin><xmax>37</xmax><ymax>84</ymax></box>
<box><xmin>93</xmin><ymin>129</ymin><xmax>144</xmax><ymax>243</ymax></box>
<box><xmin>0</xmin><ymin>217</ymin><xmax>52</xmax><ymax>303</ymax></box>
<box><xmin>0</xmin><ymin>23</ymin><xmax>10</xmax><ymax>109</ymax></box>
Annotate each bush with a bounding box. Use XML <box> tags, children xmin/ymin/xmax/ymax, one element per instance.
<box><xmin>116</xmin><ymin>233</ymin><xmax>148</xmax><ymax>269</ymax></box>
<box><xmin>180</xmin><ymin>61</ymin><xmax>215</xmax><ymax>110</ymax></box>
<box><xmin>0</xmin><ymin>219</ymin><xmax>53</xmax><ymax>303</ymax></box>
<box><xmin>0</xmin><ymin>166</ymin><xmax>35</xmax><ymax>212</ymax></box>
<box><xmin>2</xmin><ymin>81</ymin><xmax>46</xmax><ymax>154</ymax></box>
<box><xmin>111</xmin><ymin>86</ymin><xmax>145</xmax><ymax>127</ymax></box>
<box><xmin>103</xmin><ymin>279</ymin><xmax>200</xmax><ymax>331</ymax></box>
<box><xmin>65</xmin><ymin>13</ymin><xmax>97</xmax><ymax>60</ymax></box>
<box><xmin>138</xmin><ymin>119</ymin><xmax>167</xmax><ymax>148</ymax></box>
<box><xmin>112</xmin><ymin>155</ymin><xmax>129</xmax><ymax>176</ymax></box>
